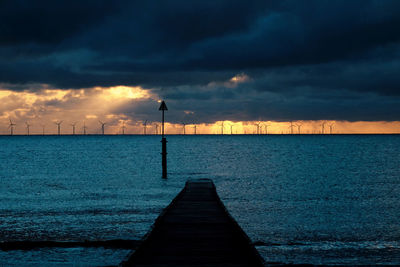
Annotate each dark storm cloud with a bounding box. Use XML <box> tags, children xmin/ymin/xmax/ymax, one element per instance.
<box><xmin>1</xmin><ymin>0</ymin><xmax>400</xmax><ymax>121</ymax></box>
<box><xmin>0</xmin><ymin>0</ymin><xmax>116</xmax><ymax>45</ymax></box>
<box><xmin>148</xmin><ymin>83</ymin><xmax>400</xmax><ymax>123</ymax></box>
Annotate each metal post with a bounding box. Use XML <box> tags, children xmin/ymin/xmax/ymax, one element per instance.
<box><xmin>161</xmin><ymin>137</ymin><xmax>167</xmax><ymax>178</ymax></box>
<box><xmin>159</xmin><ymin>101</ymin><xmax>168</xmax><ymax>178</ymax></box>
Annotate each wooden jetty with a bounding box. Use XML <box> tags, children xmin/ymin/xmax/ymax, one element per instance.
<box><xmin>121</xmin><ymin>178</ymin><xmax>265</xmax><ymax>267</ymax></box>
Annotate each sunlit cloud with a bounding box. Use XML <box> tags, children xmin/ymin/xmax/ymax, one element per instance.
<box><xmin>0</xmin><ymin>84</ymin><xmax>399</xmax><ymax>135</ymax></box>
<box><xmin>85</xmin><ymin>114</ymin><xmax>98</xmax><ymax>119</ymax></box>
<box><xmin>0</xmin><ymin>85</ymin><xmax>158</xmax><ymax>135</ymax></box>
<box><xmin>207</xmin><ymin>73</ymin><xmax>251</xmax><ymax>88</ymax></box>
<box><xmin>226</xmin><ymin>73</ymin><xmax>250</xmax><ymax>88</ymax></box>
<box><xmin>98</xmin><ymin>86</ymin><xmax>153</xmax><ymax>100</ymax></box>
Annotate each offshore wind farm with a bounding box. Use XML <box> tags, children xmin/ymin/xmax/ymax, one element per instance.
<box><xmin>1</xmin><ymin>118</ymin><xmax>400</xmax><ymax>135</ymax></box>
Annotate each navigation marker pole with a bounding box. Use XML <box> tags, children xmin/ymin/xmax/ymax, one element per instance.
<box><xmin>159</xmin><ymin>101</ymin><xmax>168</xmax><ymax>178</ymax></box>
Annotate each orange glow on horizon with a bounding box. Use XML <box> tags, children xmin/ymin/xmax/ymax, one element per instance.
<box><xmin>0</xmin><ymin>87</ymin><xmax>399</xmax><ymax>135</ymax></box>
<box><xmin>159</xmin><ymin>121</ymin><xmax>400</xmax><ymax>135</ymax></box>
<box><xmin>0</xmin><ymin>118</ymin><xmax>399</xmax><ymax>135</ymax></box>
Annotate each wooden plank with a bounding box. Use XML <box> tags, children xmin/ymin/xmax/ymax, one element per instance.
<box><xmin>120</xmin><ymin>179</ymin><xmax>265</xmax><ymax>267</ymax></box>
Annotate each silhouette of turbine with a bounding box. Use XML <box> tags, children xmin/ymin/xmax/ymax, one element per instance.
<box><xmin>121</xmin><ymin>121</ymin><xmax>127</xmax><ymax>135</ymax></box>
<box><xmin>70</xmin><ymin>122</ymin><xmax>77</xmax><ymax>135</ymax></box>
<box><xmin>254</xmin><ymin>123</ymin><xmax>261</xmax><ymax>135</ymax></box>
<box><xmin>320</xmin><ymin>122</ymin><xmax>326</xmax><ymax>134</ymax></box>
<box><xmin>288</xmin><ymin>121</ymin><xmax>295</xmax><ymax>134</ymax></box>
<box><xmin>182</xmin><ymin>122</ymin><xmax>186</xmax><ymax>135</ymax></box>
<box><xmin>8</xmin><ymin>119</ymin><xmax>16</xmax><ymax>136</ymax></box>
<box><xmin>155</xmin><ymin>123</ymin><xmax>159</xmax><ymax>135</ymax></box>
<box><xmin>25</xmin><ymin>122</ymin><xmax>31</xmax><ymax>135</ymax></box>
<box><xmin>264</xmin><ymin>124</ymin><xmax>271</xmax><ymax>135</ymax></box>
<box><xmin>143</xmin><ymin>120</ymin><xmax>148</xmax><ymax>135</ymax></box>
<box><xmin>83</xmin><ymin>121</ymin><xmax>88</xmax><ymax>135</ymax></box>
<box><xmin>54</xmin><ymin>121</ymin><xmax>63</xmax><ymax>135</ymax></box>
<box><xmin>295</xmin><ymin>123</ymin><xmax>302</xmax><ymax>134</ymax></box>
<box><xmin>99</xmin><ymin>120</ymin><xmax>106</xmax><ymax>135</ymax></box>
<box><xmin>40</xmin><ymin>124</ymin><xmax>45</xmax><ymax>135</ymax></box>
<box><xmin>329</xmin><ymin>123</ymin><xmax>335</xmax><ymax>134</ymax></box>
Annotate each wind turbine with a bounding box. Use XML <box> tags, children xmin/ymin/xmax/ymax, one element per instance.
<box><xmin>142</xmin><ymin>120</ymin><xmax>148</xmax><ymax>135</ymax></box>
<box><xmin>99</xmin><ymin>120</ymin><xmax>106</xmax><ymax>135</ymax></box>
<box><xmin>8</xmin><ymin>119</ymin><xmax>16</xmax><ymax>135</ymax></box>
<box><xmin>121</xmin><ymin>121</ymin><xmax>127</xmax><ymax>135</ymax></box>
<box><xmin>230</xmin><ymin>124</ymin><xmax>234</xmax><ymax>135</ymax></box>
<box><xmin>320</xmin><ymin>122</ymin><xmax>326</xmax><ymax>134</ymax></box>
<box><xmin>329</xmin><ymin>123</ymin><xmax>335</xmax><ymax>134</ymax></box>
<box><xmin>40</xmin><ymin>124</ymin><xmax>45</xmax><ymax>135</ymax></box>
<box><xmin>83</xmin><ymin>121</ymin><xmax>87</xmax><ymax>135</ymax></box>
<box><xmin>296</xmin><ymin>123</ymin><xmax>302</xmax><ymax>134</ymax></box>
<box><xmin>54</xmin><ymin>121</ymin><xmax>63</xmax><ymax>135</ymax></box>
<box><xmin>254</xmin><ymin>123</ymin><xmax>260</xmax><ymax>135</ymax></box>
<box><xmin>155</xmin><ymin>123</ymin><xmax>159</xmax><ymax>135</ymax></box>
<box><xmin>193</xmin><ymin>125</ymin><xmax>197</xmax><ymax>135</ymax></box>
<box><xmin>288</xmin><ymin>121</ymin><xmax>295</xmax><ymax>134</ymax></box>
<box><xmin>70</xmin><ymin>122</ymin><xmax>77</xmax><ymax>135</ymax></box>
<box><xmin>25</xmin><ymin>122</ymin><xmax>31</xmax><ymax>135</ymax></box>
<box><xmin>264</xmin><ymin>124</ymin><xmax>271</xmax><ymax>134</ymax></box>
<box><xmin>221</xmin><ymin>122</ymin><xmax>224</xmax><ymax>135</ymax></box>
<box><xmin>182</xmin><ymin>122</ymin><xmax>186</xmax><ymax>135</ymax></box>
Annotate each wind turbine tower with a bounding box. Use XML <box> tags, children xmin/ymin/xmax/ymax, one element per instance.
<box><xmin>321</xmin><ymin>122</ymin><xmax>326</xmax><ymax>134</ymax></box>
<box><xmin>142</xmin><ymin>120</ymin><xmax>148</xmax><ymax>135</ymax></box>
<box><xmin>255</xmin><ymin>123</ymin><xmax>260</xmax><ymax>134</ymax></box>
<box><xmin>40</xmin><ymin>124</ymin><xmax>45</xmax><ymax>135</ymax></box>
<box><xmin>329</xmin><ymin>123</ymin><xmax>335</xmax><ymax>134</ymax></box>
<box><xmin>193</xmin><ymin>125</ymin><xmax>197</xmax><ymax>135</ymax></box>
<box><xmin>70</xmin><ymin>122</ymin><xmax>77</xmax><ymax>135</ymax></box>
<box><xmin>99</xmin><ymin>120</ymin><xmax>106</xmax><ymax>135</ymax></box>
<box><xmin>155</xmin><ymin>123</ymin><xmax>159</xmax><ymax>135</ymax></box>
<box><xmin>221</xmin><ymin>122</ymin><xmax>224</xmax><ymax>135</ymax></box>
<box><xmin>55</xmin><ymin>121</ymin><xmax>63</xmax><ymax>135</ymax></box>
<box><xmin>25</xmin><ymin>122</ymin><xmax>31</xmax><ymax>135</ymax></box>
<box><xmin>182</xmin><ymin>122</ymin><xmax>186</xmax><ymax>135</ymax></box>
<box><xmin>296</xmin><ymin>124</ymin><xmax>302</xmax><ymax>134</ymax></box>
<box><xmin>8</xmin><ymin>119</ymin><xmax>16</xmax><ymax>135</ymax></box>
<box><xmin>83</xmin><ymin>122</ymin><xmax>87</xmax><ymax>135</ymax></box>
<box><xmin>264</xmin><ymin>124</ymin><xmax>271</xmax><ymax>134</ymax></box>
<box><xmin>121</xmin><ymin>121</ymin><xmax>127</xmax><ymax>135</ymax></box>
<box><xmin>230</xmin><ymin>124</ymin><xmax>234</xmax><ymax>135</ymax></box>
<box><xmin>288</xmin><ymin>121</ymin><xmax>295</xmax><ymax>134</ymax></box>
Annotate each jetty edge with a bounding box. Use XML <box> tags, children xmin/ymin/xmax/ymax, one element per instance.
<box><xmin>120</xmin><ymin>178</ymin><xmax>265</xmax><ymax>267</ymax></box>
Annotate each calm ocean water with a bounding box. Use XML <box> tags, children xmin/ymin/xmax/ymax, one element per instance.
<box><xmin>1</xmin><ymin>135</ymin><xmax>400</xmax><ymax>266</ymax></box>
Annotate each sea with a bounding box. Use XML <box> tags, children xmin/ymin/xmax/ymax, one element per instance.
<box><xmin>1</xmin><ymin>135</ymin><xmax>400</xmax><ymax>266</ymax></box>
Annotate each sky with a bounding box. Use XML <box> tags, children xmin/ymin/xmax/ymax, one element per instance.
<box><xmin>0</xmin><ymin>0</ymin><xmax>400</xmax><ymax>134</ymax></box>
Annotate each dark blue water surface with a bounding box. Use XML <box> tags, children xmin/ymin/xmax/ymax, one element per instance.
<box><xmin>1</xmin><ymin>135</ymin><xmax>400</xmax><ymax>265</ymax></box>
